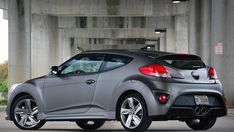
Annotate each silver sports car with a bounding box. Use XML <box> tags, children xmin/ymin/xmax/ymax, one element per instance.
<box><xmin>6</xmin><ymin>50</ymin><xmax>227</xmax><ymax>132</ymax></box>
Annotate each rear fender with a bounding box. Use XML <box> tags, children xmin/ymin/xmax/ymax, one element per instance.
<box><xmin>111</xmin><ymin>79</ymin><xmax>158</xmax><ymax>116</ymax></box>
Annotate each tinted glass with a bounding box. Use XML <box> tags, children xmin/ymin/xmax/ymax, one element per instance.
<box><xmin>158</xmin><ymin>55</ymin><xmax>206</xmax><ymax>70</ymax></box>
<box><xmin>59</xmin><ymin>54</ymin><xmax>104</xmax><ymax>75</ymax></box>
<box><xmin>163</xmin><ymin>60</ymin><xmax>206</xmax><ymax>70</ymax></box>
<box><xmin>103</xmin><ymin>54</ymin><xmax>132</xmax><ymax>70</ymax></box>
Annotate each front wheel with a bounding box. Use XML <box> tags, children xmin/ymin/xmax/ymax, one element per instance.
<box><xmin>118</xmin><ymin>93</ymin><xmax>152</xmax><ymax>132</ymax></box>
<box><xmin>75</xmin><ymin>120</ymin><xmax>105</xmax><ymax>130</ymax></box>
<box><xmin>11</xmin><ymin>95</ymin><xmax>45</xmax><ymax>130</ymax></box>
<box><xmin>185</xmin><ymin>117</ymin><xmax>217</xmax><ymax>130</ymax></box>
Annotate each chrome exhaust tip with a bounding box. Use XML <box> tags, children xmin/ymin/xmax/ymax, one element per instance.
<box><xmin>194</xmin><ymin>107</ymin><xmax>201</xmax><ymax>115</ymax></box>
<box><xmin>201</xmin><ymin>107</ymin><xmax>207</xmax><ymax>115</ymax></box>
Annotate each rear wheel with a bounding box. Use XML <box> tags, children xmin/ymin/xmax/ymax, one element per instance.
<box><xmin>118</xmin><ymin>93</ymin><xmax>152</xmax><ymax>132</ymax></box>
<box><xmin>75</xmin><ymin>120</ymin><xmax>105</xmax><ymax>130</ymax></box>
<box><xmin>185</xmin><ymin>117</ymin><xmax>217</xmax><ymax>130</ymax></box>
<box><xmin>11</xmin><ymin>95</ymin><xmax>45</xmax><ymax>130</ymax></box>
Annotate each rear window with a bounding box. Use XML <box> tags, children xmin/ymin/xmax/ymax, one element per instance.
<box><xmin>102</xmin><ymin>54</ymin><xmax>132</xmax><ymax>70</ymax></box>
<box><xmin>157</xmin><ymin>55</ymin><xmax>206</xmax><ymax>70</ymax></box>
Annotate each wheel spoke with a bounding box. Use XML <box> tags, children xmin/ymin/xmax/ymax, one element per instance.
<box><xmin>132</xmin><ymin>115</ymin><xmax>141</xmax><ymax>126</ymax></box>
<box><xmin>127</xmin><ymin>98</ymin><xmax>134</xmax><ymax>109</ymax></box>
<box><xmin>134</xmin><ymin>103</ymin><xmax>142</xmax><ymax>114</ymax></box>
<box><xmin>125</xmin><ymin>114</ymin><xmax>133</xmax><ymax>127</ymax></box>
<box><xmin>121</xmin><ymin>108</ymin><xmax>131</xmax><ymax>115</ymax></box>
<box><xmin>15</xmin><ymin>107</ymin><xmax>25</xmax><ymax>116</ymax></box>
<box><xmin>28</xmin><ymin>116</ymin><xmax>38</xmax><ymax>125</ymax></box>
<box><xmin>25</xmin><ymin>99</ymin><xmax>32</xmax><ymax>113</ymax></box>
<box><xmin>31</xmin><ymin>107</ymin><xmax>38</xmax><ymax>115</ymax></box>
<box><xmin>19</xmin><ymin>115</ymin><xmax>28</xmax><ymax>126</ymax></box>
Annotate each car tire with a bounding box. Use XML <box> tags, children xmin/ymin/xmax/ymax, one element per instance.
<box><xmin>75</xmin><ymin>120</ymin><xmax>105</xmax><ymax>130</ymax></box>
<box><xmin>118</xmin><ymin>93</ymin><xmax>152</xmax><ymax>132</ymax></box>
<box><xmin>185</xmin><ymin>117</ymin><xmax>217</xmax><ymax>130</ymax></box>
<box><xmin>11</xmin><ymin>95</ymin><xmax>45</xmax><ymax>130</ymax></box>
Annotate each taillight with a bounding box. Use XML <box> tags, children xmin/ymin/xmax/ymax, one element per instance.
<box><xmin>139</xmin><ymin>64</ymin><xmax>171</xmax><ymax>78</ymax></box>
<box><xmin>208</xmin><ymin>67</ymin><xmax>217</xmax><ymax>79</ymax></box>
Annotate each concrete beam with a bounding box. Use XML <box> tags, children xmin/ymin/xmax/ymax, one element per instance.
<box><xmin>62</xmin><ymin>28</ymin><xmax>161</xmax><ymax>39</ymax></box>
<box><xmin>0</xmin><ymin>0</ymin><xmax>8</xmax><ymax>10</ymax></box>
<box><xmin>57</xmin><ymin>16</ymin><xmax>174</xmax><ymax>29</ymax></box>
<box><xmin>31</xmin><ymin>0</ymin><xmax>188</xmax><ymax>17</ymax></box>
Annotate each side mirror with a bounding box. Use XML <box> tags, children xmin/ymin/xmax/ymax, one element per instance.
<box><xmin>51</xmin><ymin>66</ymin><xmax>59</xmax><ymax>75</ymax></box>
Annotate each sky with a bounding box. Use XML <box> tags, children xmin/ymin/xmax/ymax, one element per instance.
<box><xmin>0</xmin><ymin>9</ymin><xmax>8</xmax><ymax>64</ymax></box>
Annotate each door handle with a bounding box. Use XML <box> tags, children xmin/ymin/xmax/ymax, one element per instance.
<box><xmin>85</xmin><ymin>79</ymin><xmax>96</xmax><ymax>85</ymax></box>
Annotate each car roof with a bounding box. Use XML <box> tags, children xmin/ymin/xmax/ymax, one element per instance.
<box><xmin>83</xmin><ymin>49</ymin><xmax>174</xmax><ymax>58</ymax></box>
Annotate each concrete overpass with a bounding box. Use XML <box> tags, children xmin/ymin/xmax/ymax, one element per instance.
<box><xmin>1</xmin><ymin>0</ymin><xmax>234</xmax><ymax>106</ymax></box>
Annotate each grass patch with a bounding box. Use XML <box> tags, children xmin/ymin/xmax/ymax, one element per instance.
<box><xmin>0</xmin><ymin>98</ymin><xmax>7</xmax><ymax>105</ymax></box>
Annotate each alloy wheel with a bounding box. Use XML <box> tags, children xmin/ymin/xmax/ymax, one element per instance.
<box><xmin>120</xmin><ymin>97</ymin><xmax>143</xmax><ymax>129</ymax></box>
<box><xmin>14</xmin><ymin>98</ymin><xmax>40</xmax><ymax>128</ymax></box>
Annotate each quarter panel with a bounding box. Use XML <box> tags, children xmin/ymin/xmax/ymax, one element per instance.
<box><xmin>90</xmin><ymin>54</ymin><xmax>157</xmax><ymax>118</ymax></box>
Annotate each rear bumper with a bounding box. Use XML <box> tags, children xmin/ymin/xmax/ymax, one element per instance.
<box><xmin>147</xmin><ymin>80</ymin><xmax>226</xmax><ymax>117</ymax></box>
<box><xmin>167</xmin><ymin>106</ymin><xmax>227</xmax><ymax>118</ymax></box>
<box><xmin>151</xmin><ymin>106</ymin><xmax>227</xmax><ymax>121</ymax></box>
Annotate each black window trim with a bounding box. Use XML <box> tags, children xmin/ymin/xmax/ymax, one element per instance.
<box><xmin>99</xmin><ymin>53</ymin><xmax>133</xmax><ymax>72</ymax></box>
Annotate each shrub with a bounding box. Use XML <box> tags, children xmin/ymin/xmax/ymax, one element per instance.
<box><xmin>0</xmin><ymin>98</ymin><xmax>7</xmax><ymax>105</ymax></box>
<box><xmin>0</xmin><ymin>80</ymin><xmax>8</xmax><ymax>92</ymax></box>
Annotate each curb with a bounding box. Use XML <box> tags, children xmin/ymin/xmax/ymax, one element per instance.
<box><xmin>227</xmin><ymin>109</ymin><xmax>234</xmax><ymax>116</ymax></box>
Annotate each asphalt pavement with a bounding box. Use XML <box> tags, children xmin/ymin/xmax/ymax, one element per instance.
<box><xmin>0</xmin><ymin>111</ymin><xmax>234</xmax><ymax>132</ymax></box>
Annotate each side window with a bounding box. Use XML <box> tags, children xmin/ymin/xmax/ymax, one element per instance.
<box><xmin>103</xmin><ymin>54</ymin><xmax>132</xmax><ymax>71</ymax></box>
<box><xmin>59</xmin><ymin>54</ymin><xmax>104</xmax><ymax>75</ymax></box>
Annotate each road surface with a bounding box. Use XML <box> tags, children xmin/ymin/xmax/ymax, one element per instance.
<box><xmin>0</xmin><ymin>112</ymin><xmax>233</xmax><ymax>132</ymax></box>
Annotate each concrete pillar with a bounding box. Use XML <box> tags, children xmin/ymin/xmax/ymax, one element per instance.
<box><xmin>221</xmin><ymin>0</ymin><xmax>234</xmax><ymax>105</ymax></box>
<box><xmin>31</xmin><ymin>15</ymin><xmax>59</xmax><ymax>78</ymax></box>
<box><xmin>210</xmin><ymin>0</ymin><xmax>234</xmax><ymax>106</ymax></box>
<box><xmin>174</xmin><ymin>15</ymin><xmax>188</xmax><ymax>53</ymax></box>
<box><xmin>8</xmin><ymin>0</ymin><xmax>31</xmax><ymax>87</ymax></box>
<box><xmin>212</xmin><ymin>0</ymin><xmax>226</xmax><ymax>84</ymax></box>
<box><xmin>189</xmin><ymin>0</ymin><xmax>211</xmax><ymax>65</ymax></box>
<box><xmin>199</xmin><ymin>0</ymin><xmax>211</xmax><ymax>65</ymax></box>
<box><xmin>166</xmin><ymin>27</ymin><xmax>175</xmax><ymax>52</ymax></box>
<box><xmin>165</xmin><ymin>15</ymin><xmax>189</xmax><ymax>53</ymax></box>
<box><xmin>2</xmin><ymin>9</ymin><xmax>8</xmax><ymax>19</ymax></box>
<box><xmin>189</xmin><ymin>0</ymin><xmax>234</xmax><ymax>105</ymax></box>
<box><xmin>159</xmin><ymin>35</ymin><xmax>166</xmax><ymax>51</ymax></box>
<box><xmin>59</xmin><ymin>29</ymin><xmax>72</xmax><ymax>62</ymax></box>
<box><xmin>189</xmin><ymin>0</ymin><xmax>199</xmax><ymax>55</ymax></box>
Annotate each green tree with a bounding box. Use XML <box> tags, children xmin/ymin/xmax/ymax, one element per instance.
<box><xmin>0</xmin><ymin>80</ymin><xmax>7</xmax><ymax>92</ymax></box>
<box><xmin>0</xmin><ymin>61</ymin><xmax>8</xmax><ymax>93</ymax></box>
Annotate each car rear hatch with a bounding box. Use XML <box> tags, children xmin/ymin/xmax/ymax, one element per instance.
<box><xmin>156</xmin><ymin>54</ymin><xmax>216</xmax><ymax>84</ymax></box>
